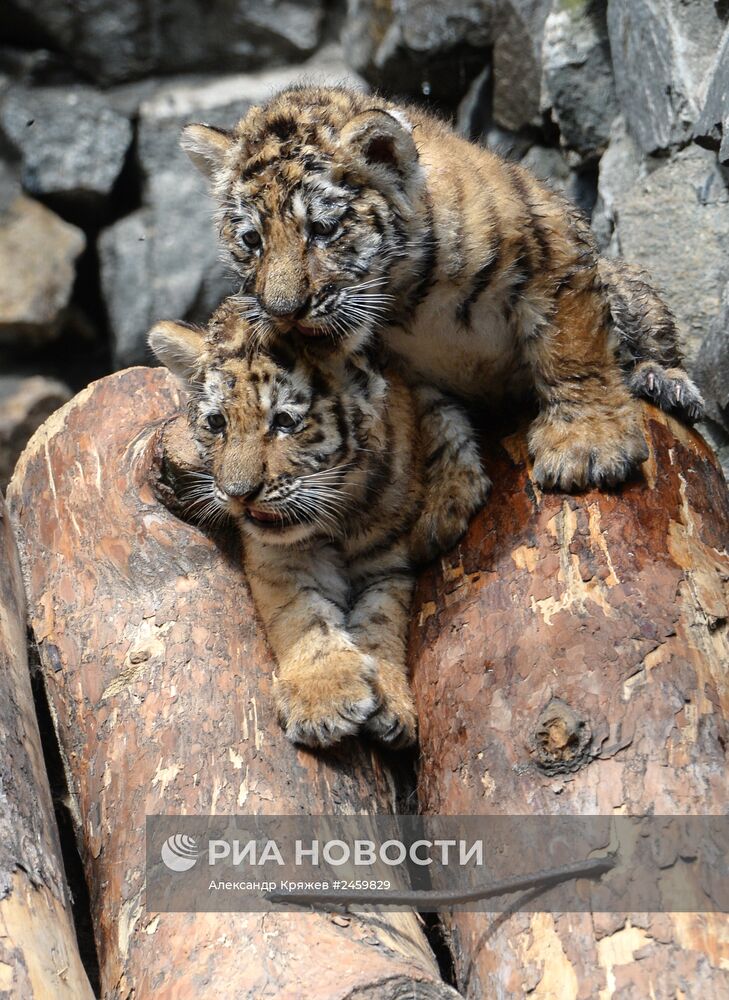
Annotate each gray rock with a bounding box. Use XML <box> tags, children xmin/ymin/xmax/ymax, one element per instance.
<box><xmin>607</xmin><ymin>0</ymin><xmax>726</xmax><ymax>154</ymax></box>
<box><xmin>521</xmin><ymin>143</ymin><xmax>597</xmax><ymax>216</ymax></box>
<box><xmin>541</xmin><ymin>0</ymin><xmax>618</xmax><ymax>161</ymax></box>
<box><xmin>492</xmin><ymin>0</ymin><xmax>552</xmax><ymax>132</ymax></box>
<box><xmin>0</xmin><ymin>375</ymin><xmax>71</xmax><ymax>491</ymax></box>
<box><xmin>100</xmin><ymin>49</ymin><xmax>366</xmax><ymax>369</ymax></box>
<box><xmin>698</xmin><ymin>418</ymin><xmax>729</xmax><ymax>483</ymax></box>
<box><xmin>0</xmin><ymin>194</ymin><xmax>85</xmax><ymax>346</ymax></box>
<box><xmin>591</xmin><ymin>115</ymin><xmax>645</xmax><ymax>253</ymax></box>
<box><xmin>694</xmin><ymin>24</ymin><xmax>729</xmax><ymax>164</ymax></box>
<box><xmin>1</xmin><ymin>0</ymin><xmax>326</xmax><ymax>86</ymax></box>
<box><xmin>343</xmin><ymin>0</ymin><xmax>493</xmax><ymax>106</ymax></box>
<box><xmin>0</xmin><ymin>85</ymin><xmax>132</xmax><ymax>205</ymax></box>
<box><xmin>694</xmin><ymin>283</ymin><xmax>729</xmax><ymax>427</ymax></box>
<box><xmin>600</xmin><ymin>143</ymin><xmax>729</xmax><ymax>361</ymax></box>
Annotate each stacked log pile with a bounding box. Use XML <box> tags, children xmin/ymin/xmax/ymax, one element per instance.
<box><xmin>4</xmin><ymin>369</ymin><xmax>729</xmax><ymax>996</ymax></box>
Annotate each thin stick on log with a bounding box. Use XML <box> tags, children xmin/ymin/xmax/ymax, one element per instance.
<box><xmin>267</xmin><ymin>854</ymin><xmax>616</xmax><ymax>908</ymax></box>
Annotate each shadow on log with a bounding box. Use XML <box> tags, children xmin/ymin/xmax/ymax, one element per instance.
<box><xmin>0</xmin><ymin>495</ymin><xmax>94</xmax><ymax>998</ymax></box>
<box><xmin>6</xmin><ymin>368</ymin><xmax>458</xmax><ymax>1000</ymax></box>
<box><xmin>410</xmin><ymin>406</ymin><xmax>729</xmax><ymax>997</ymax></box>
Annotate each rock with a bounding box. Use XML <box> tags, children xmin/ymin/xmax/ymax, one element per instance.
<box><xmin>591</xmin><ymin>115</ymin><xmax>645</xmax><ymax>253</ymax></box>
<box><xmin>0</xmin><ymin>194</ymin><xmax>85</xmax><ymax>346</ymax></box>
<box><xmin>607</xmin><ymin>0</ymin><xmax>726</xmax><ymax>154</ymax></box>
<box><xmin>694</xmin><ymin>24</ymin><xmax>729</xmax><ymax>164</ymax></box>
<box><xmin>492</xmin><ymin>0</ymin><xmax>552</xmax><ymax>132</ymax></box>
<box><xmin>698</xmin><ymin>418</ymin><xmax>729</xmax><ymax>483</ymax></box>
<box><xmin>521</xmin><ymin>143</ymin><xmax>597</xmax><ymax>216</ymax></box>
<box><xmin>599</xmin><ymin>143</ymin><xmax>729</xmax><ymax>361</ymax></box>
<box><xmin>100</xmin><ymin>48</ymin><xmax>366</xmax><ymax>368</ymax></box>
<box><xmin>541</xmin><ymin>0</ymin><xmax>618</xmax><ymax>161</ymax></box>
<box><xmin>343</xmin><ymin>0</ymin><xmax>493</xmax><ymax>107</ymax></box>
<box><xmin>0</xmin><ymin>0</ymin><xmax>326</xmax><ymax>86</ymax></box>
<box><xmin>0</xmin><ymin>374</ymin><xmax>71</xmax><ymax>490</ymax></box>
<box><xmin>0</xmin><ymin>85</ymin><xmax>133</xmax><ymax>206</ymax></box>
<box><xmin>694</xmin><ymin>283</ymin><xmax>729</xmax><ymax>428</ymax></box>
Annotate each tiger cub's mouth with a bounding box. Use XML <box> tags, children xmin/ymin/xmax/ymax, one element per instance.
<box><xmin>246</xmin><ymin>506</ymin><xmax>287</xmax><ymax>527</ymax></box>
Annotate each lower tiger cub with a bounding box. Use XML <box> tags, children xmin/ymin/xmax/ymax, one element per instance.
<box><xmin>149</xmin><ymin>300</ymin><xmax>488</xmax><ymax>748</ymax></box>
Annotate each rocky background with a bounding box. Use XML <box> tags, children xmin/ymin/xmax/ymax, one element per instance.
<box><xmin>1</xmin><ymin>0</ymin><xmax>728</xmax><ymax>490</ymax></box>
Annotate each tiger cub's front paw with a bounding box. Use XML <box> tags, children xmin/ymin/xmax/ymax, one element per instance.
<box><xmin>275</xmin><ymin>650</ymin><xmax>378</xmax><ymax>749</ymax></box>
<box><xmin>409</xmin><ymin>470</ymin><xmax>491</xmax><ymax>566</ymax></box>
<box><xmin>629</xmin><ymin>362</ymin><xmax>705</xmax><ymax>424</ymax></box>
<box><xmin>529</xmin><ymin>402</ymin><xmax>649</xmax><ymax>491</ymax></box>
<box><xmin>363</xmin><ymin>669</ymin><xmax>418</xmax><ymax>748</ymax></box>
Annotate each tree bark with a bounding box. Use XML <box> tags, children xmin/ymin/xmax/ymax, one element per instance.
<box><xmin>0</xmin><ymin>494</ymin><xmax>94</xmax><ymax>999</ymax></box>
<box><xmin>6</xmin><ymin>367</ymin><xmax>458</xmax><ymax>1000</ymax></box>
<box><xmin>410</xmin><ymin>405</ymin><xmax>729</xmax><ymax>998</ymax></box>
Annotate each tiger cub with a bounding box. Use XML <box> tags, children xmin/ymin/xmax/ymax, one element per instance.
<box><xmin>181</xmin><ymin>85</ymin><xmax>703</xmax><ymax>492</ymax></box>
<box><xmin>149</xmin><ymin>299</ymin><xmax>488</xmax><ymax>748</ymax></box>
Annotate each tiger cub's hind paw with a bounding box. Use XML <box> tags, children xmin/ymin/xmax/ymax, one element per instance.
<box><xmin>630</xmin><ymin>363</ymin><xmax>705</xmax><ymax>424</ymax></box>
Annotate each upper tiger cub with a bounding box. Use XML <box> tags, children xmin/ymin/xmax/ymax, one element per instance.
<box><xmin>181</xmin><ymin>85</ymin><xmax>703</xmax><ymax>492</ymax></box>
<box><xmin>149</xmin><ymin>300</ymin><xmax>488</xmax><ymax>748</ymax></box>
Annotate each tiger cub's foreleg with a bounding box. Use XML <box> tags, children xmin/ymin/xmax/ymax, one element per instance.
<box><xmin>408</xmin><ymin>383</ymin><xmax>491</xmax><ymax>566</ymax></box>
<box><xmin>245</xmin><ymin>543</ymin><xmax>377</xmax><ymax>748</ymax></box>
<box><xmin>348</xmin><ymin>549</ymin><xmax>417</xmax><ymax>748</ymax></box>
<box><xmin>527</xmin><ymin>268</ymin><xmax>649</xmax><ymax>491</ymax></box>
<box><xmin>598</xmin><ymin>257</ymin><xmax>705</xmax><ymax>424</ymax></box>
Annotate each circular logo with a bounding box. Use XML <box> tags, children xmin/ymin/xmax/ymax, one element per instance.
<box><xmin>161</xmin><ymin>834</ymin><xmax>201</xmax><ymax>872</ymax></box>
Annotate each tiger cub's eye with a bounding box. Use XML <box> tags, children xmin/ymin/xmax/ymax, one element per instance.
<box><xmin>272</xmin><ymin>411</ymin><xmax>299</xmax><ymax>431</ymax></box>
<box><xmin>242</xmin><ymin>230</ymin><xmax>261</xmax><ymax>249</ymax></box>
<box><xmin>206</xmin><ymin>411</ymin><xmax>226</xmax><ymax>432</ymax></box>
<box><xmin>311</xmin><ymin>219</ymin><xmax>339</xmax><ymax>238</ymax></box>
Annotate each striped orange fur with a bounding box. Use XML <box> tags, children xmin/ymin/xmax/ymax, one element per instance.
<box><xmin>149</xmin><ymin>300</ymin><xmax>488</xmax><ymax>747</ymax></box>
<box><xmin>182</xmin><ymin>85</ymin><xmax>703</xmax><ymax>492</ymax></box>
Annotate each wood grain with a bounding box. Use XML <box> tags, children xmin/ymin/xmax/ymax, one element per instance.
<box><xmin>410</xmin><ymin>405</ymin><xmax>729</xmax><ymax>998</ymax></box>
<box><xmin>7</xmin><ymin>367</ymin><xmax>457</xmax><ymax>1000</ymax></box>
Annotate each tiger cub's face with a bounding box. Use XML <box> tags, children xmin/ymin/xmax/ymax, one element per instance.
<box><xmin>149</xmin><ymin>318</ymin><xmax>381</xmax><ymax>546</ymax></box>
<box><xmin>180</xmin><ymin>87</ymin><xmax>425</xmax><ymax>354</ymax></box>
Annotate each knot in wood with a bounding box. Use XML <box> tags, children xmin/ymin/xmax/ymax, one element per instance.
<box><xmin>532</xmin><ymin>697</ymin><xmax>592</xmax><ymax>775</ymax></box>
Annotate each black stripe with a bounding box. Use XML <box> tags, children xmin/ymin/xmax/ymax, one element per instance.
<box><xmin>424</xmin><ymin>441</ymin><xmax>449</xmax><ymax>469</ymax></box>
<box><xmin>509</xmin><ymin>166</ymin><xmax>551</xmax><ymax>270</ymax></box>
<box><xmin>403</xmin><ymin>192</ymin><xmax>438</xmax><ymax>314</ymax></box>
<box><xmin>363</xmin><ymin>409</ymin><xmax>394</xmax><ymax>503</ymax></box>
<box><xmin>456</xmin><ymin>243</ymin><xmax>502</xmax><ymax>326</ymax></box>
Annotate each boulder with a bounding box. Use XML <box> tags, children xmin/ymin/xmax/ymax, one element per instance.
<box><xmin>591</xmin><ymin>114</ymin><xmax>644</xmax><ymax>253</ymax></box>
<box><xmin>596</xmin><ymin>141</ymin><xmax>729</xmax><ymax>361</ymax></box>
<box><xmin>0</xmin><ymin>194</ymin><xmax>85</xmax><ymax>346</ymax></box>
<box><xmin>521</xmin><ymin>144</ymin><xmax>597</xmax><ymax>217</ymax></box>
<box><xmin>0</xmin><ymin>0</ymin><xmax>326</xmax><ymax>86</ymax></box>
<box><xmin>491</xmin><ymin>0</ymin><xmax>552</xmax><ymax>132</ymax></box>
<box><xmin>694</xmin><ymin>283</ymin><xmax>729</xmax><ymax>429</ymax></box>
<box><xmin>100</xmin><ymin>48</ymin><xmax>366</xmax><ymax>368</ymax></box>
<box><xmin>0</xmin><ymin>85</ymin><xmax>132</xmax><ymax>207</ymax></box>
<box><xmin>0</xmin><ymin>374</ymin><xmax>71</xmax><ymax>490</ymax></box>
<box><xmin>607</xmin><ymin>0</ymin><xmax>726</xmax><ymax>154</ymax></box>
<box><xmin>343</xmin><ymin>0</ymin><xmax>493</xmax><ymax>107</ymax></box>
<box><xmin>541</xmin><ymin>0</ymin><xmax>618</xmax><ymax>161</ymax></box>
<box><xmin>694</xmin><ymin>24</ymin><xmax>729</xmax><ymax>164</ymax></box>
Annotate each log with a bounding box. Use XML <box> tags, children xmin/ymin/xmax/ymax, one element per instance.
<box><xmin>6</xmin><ymin>367</ymin><xmax>458</xmax><ymax>1000</ymax></box>
<box><xmin>0</xmin><ymin>494</ymin><xmax>93</xmax><ymax>999</ymax></box>
<box><xmin>410</xmin><ymin>405</ymin><xmax>729</xmax><ymax>998</ymax></box>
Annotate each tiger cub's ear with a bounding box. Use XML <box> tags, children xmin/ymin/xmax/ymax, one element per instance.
<box><xmin>148</xmin><ymin>321</ymin><xmax>205</xmax><ymax>382</ymax></box>
<box><xmin>180</xmin><ymin>123</ymin><xmax>233</xmax><ymax>179</ymax></box>
<box><xmin>340</xmin><ymin>109</ymin><xmax>419</xmax><ymax>177</ymax></box>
